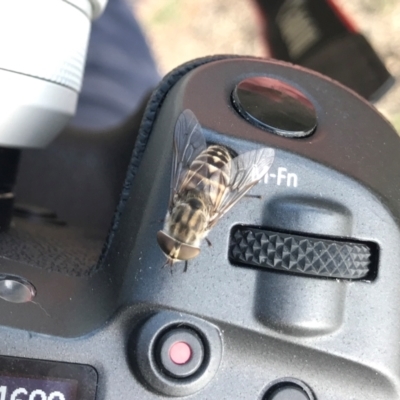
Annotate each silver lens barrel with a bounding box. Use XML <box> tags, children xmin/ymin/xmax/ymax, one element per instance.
<box><xmin>0</xmin><ymin>0</ymin><xmax>107</xmax><ymax>148</ymax></box>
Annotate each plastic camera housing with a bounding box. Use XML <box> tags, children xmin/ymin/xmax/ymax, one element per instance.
<box><xmin>0</xmin><ymin>56</ymin><xmax>399</xmax><ymax>399</ymax></box>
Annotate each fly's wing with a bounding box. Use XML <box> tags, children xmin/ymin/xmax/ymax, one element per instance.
<box><xmin>208</xmin><ymin>147</ymin><xmax>275</xmax><ymax>227</ymax></box>
<box><xmin>170</xmin><ymin>109</ymin><xmax>207</xmax><ymax>210</ymax></box>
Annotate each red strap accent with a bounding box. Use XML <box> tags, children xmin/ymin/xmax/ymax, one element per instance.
<box><xmin>325</xmin><ymin>0</ymin><xmax>358</xmax><ymax>33</ymax></box>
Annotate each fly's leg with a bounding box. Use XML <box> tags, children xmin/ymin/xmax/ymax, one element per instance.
<box><xmin>162</xmin><ymin>258</ymin><xmax>174</xmax><ymax>275</ymax></box>
<box><xmin>205</xmin><ymin>238</ymin><xmax>212</xmax><ymax>247</ymax></box>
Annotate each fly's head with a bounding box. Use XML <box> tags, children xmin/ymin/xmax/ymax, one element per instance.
<box><xmin>156</xmin><ymin>230</ymin><xmax>201</xmax><ymax>263</ymax></box>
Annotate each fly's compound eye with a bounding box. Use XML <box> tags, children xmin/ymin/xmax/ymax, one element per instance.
<box><xmin>177</xmin><ymin>243</ymin><xmax>201</xmax><ymax>261</ymax></box>
<box><xmin>157</xmin><ymin>231</ymin><xmax>176</xmax><ymax>257</ymax></box>
<box><xmin>157</xmin><ymin>231</ymin><xmax>201</xmax><ymax>261</ymax></box>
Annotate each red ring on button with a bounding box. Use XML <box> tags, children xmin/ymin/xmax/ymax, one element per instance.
<box><xmin>169</xmin><ymin>341</ymin><xmax>192</xmax><ymax>365</ymax></box>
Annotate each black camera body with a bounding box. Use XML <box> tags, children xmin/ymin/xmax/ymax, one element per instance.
<box><xmin>0</xmin><ymin>56</ymin><xmax>399</xmax><ymax>400</ymax></box>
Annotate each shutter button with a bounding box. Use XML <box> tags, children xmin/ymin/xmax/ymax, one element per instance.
<box><xmin>156</xmin><ymin>328</ymin><xmax>204</xmax><ymax>378</ymax></box>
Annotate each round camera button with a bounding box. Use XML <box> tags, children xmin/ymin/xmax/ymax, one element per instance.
<box><xmin>0</xmin><ymin>275</ymin><xmax>36</xmax><ymax>303</ymax></box>
<box><xmin>169</xmin><ymin>341</ymin><xmax>192</xmax><ymax>365</ymax></box>
<box><xmin>232</xmin><ymin>76</ymin><xmax>317</xmax><ymax>138</ymax></box>
<box><xmin>267</xmin><ymin>386</ymin><xmax>310</xmax><ymax>400</ymax></box>
<box><xmin>157</xmin><ymin>328</ymin><xmax>204</xmax><ymax>378</ymax></box>
<box><xmin>263</xmin><ymin>378</ymin><xmax>314</xmax><ymax>400</ymax></box>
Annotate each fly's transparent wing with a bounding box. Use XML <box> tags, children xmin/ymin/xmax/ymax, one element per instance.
<box><xmin>208</xmin><ymin>147</ymin><xmax>275</xmax><ymax>227</ymax></box>
<box><xmin>170</xmin><ymin>109</ymin><xmax>207</xmax><ymax>209</ymax></box>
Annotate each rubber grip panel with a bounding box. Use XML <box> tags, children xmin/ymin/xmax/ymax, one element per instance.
<box><xmin>229</xmin><ymin>225</ymin><xmax>374</xmax><ymax>280</ymax></box>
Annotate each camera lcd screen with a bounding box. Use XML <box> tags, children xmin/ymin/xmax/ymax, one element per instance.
<box><xmin>0</xmin><ymin>356</ymin><xmax>97</xmax><ymax>400</ymax></box>
<box><xmin>0</xmin><ymin>375</ymin><xmax>77</xmax><ymax>399</ymax></box>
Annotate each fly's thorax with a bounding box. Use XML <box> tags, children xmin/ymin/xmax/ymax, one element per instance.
<box><xmin>187</xmin><ymin>145</ymin><xmax>232</xmax><ymax>184</ymax></box>
<box><xmin>184</xmin><ymin>145</ymin><xmax>233</xmax><ymax>204</ymax></box>
<box><xmin>167</xmin><ymin>193</ymin><xmax>209</xmax><ymax>246</ymax></box>
<box><xmin>201</xmin><ymin>145</ymin><xmax>233</xmax><ymax>167</ymax></box>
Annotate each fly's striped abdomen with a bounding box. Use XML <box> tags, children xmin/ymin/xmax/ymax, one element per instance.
<box><xmin>168</xmin><ymin>197</ymin><xmax>208</xmax><ymax>245</ymax></box>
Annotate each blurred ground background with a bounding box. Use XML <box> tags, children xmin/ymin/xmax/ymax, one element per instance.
<box><xmin>131</xmin><ymin>0</ymin><xmax>400</xmax><ymax>132</ymax></box>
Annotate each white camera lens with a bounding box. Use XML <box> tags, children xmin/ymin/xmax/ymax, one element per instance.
<box><xmin>0</xmin><ymin>0</ymin><xmax>107</xmax><ymax>148</ymax></box>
